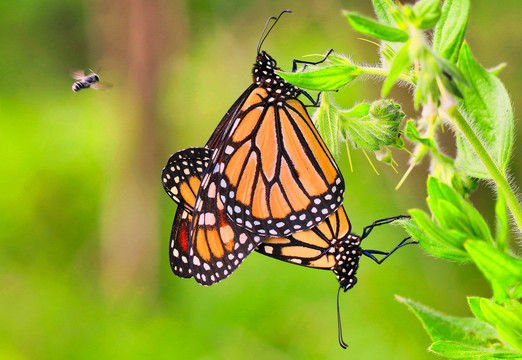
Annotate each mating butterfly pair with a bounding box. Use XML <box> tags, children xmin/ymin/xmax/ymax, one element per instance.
<box><xmin>161</xmin><ymin>10</ymin><xmax>413</xmax><ymax>291</ymax></box>
<box><xmin>161</xmin><ymin>10</ymin><xmax>415</xmax><ymax>348</ymax></box>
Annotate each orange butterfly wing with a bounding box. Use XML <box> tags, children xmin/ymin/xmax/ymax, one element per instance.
<box><xmin>199</xmin><ymin>52</ymin><xmax>345</xmax><ymax>238</ymax></box>
<box><xmin>256</xmin><ymin>206</ymin><xmax>353</xmax><ymax>269</ymax></box>
<box><xmin>162</xmin><ymin>147</ymin><xmax>269</xmax><ymax>285</ymax></box>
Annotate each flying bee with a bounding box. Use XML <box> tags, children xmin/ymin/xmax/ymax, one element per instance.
<box><xmin>71</xmin><ymin>68</ymin><xmax>112</xmax><ymax>92</ymax></box>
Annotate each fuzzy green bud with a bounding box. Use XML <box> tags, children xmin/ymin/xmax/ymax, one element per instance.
<box><xmin>341</xmin><ymin>100</ymin><xmax>405</xmax><ymax>151</ymax></box>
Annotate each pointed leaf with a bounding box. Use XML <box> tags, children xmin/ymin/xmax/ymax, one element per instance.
<box><xmin>344</xmin><ymin>11</ymin><xmax>409</xmax><ymax>42</ymax></box>
<box><xmin>427</xmin><ymin>177</ymin><xmax>493</xmax><ymax>244</ymax></box>
<box><xmin>372</xmin><ymin>0</ymin><xmax>396</xmax><ymax>26</ymax></box>
<box><xmin>382</xmin><ymin>42</ymin><xmax>412</xmax><ymax>96</ymax></box>
<box><xmin>464</xmin><ymin>240</ymin><xmax>522</xmax><ymax>303</ymax></box>
<box><xmin>313</xmin><ymin>93</ymin><xmax>341</xmax><ymax>157</ymax></box>
<box><xmin>404</xmin><ymin>120</ymin><xmax>436</xmax><ymax>148</ymax></box>
<box><xmin>413</xmin><ymin>0</ymin><xmax>442</xmax><ymax>30</ymax></box>
<box><xmin>341</xmin><ymin>103</ymin><xmax>370</xmax><ymax>118</ymax></box>
<box><xmin>277</xmin><ymin>65</ymin><xmax>361</xmax><ymax>91</ymax></box>
<box><xmin>488</xmin><ymin>63</ymin><xmax>507</xmax><ymax>76</ymax></box>
<box><xmin>456</xmin><ymin>43</ymin><xmax>514</xmax><ymax>179</ymax></box>
<box><xmin>396</xmin><ymin>296</ymin><xmax>500</xmax><ymax>345</ymax></box>
<box><xmin>404</xmin><ymin>210</ymin><xmax>470</xmax><ymax>261</ymax></box>
<box><xmin>429</xmin><ymin>341</ymin><xmax>521</xmax><ymax>359</ymax></box>
<box><xmin>479</xmin><ymin>298</ymin><xmax>522</xmax><ymax>351</ymax></box>
<box><xmin>468</xmin><ymin>297</ymin><xmax>490</xmax><ymax>324</ymax></box>
<box><xmin>433</xmin><ymin>0</ymin><xmax>470</xmax><ymax>63</ymax></box>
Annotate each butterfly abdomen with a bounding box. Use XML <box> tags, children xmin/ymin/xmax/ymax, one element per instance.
<box><xmin>333</xmin><ymin>235</ymin><xmax>363</xmax><ymax>291</ymax></box>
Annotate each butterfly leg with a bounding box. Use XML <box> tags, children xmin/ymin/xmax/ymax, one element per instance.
<box><xmin>302</xmin><ymin>91</ymin><xmax>322</xmax><ymax>107</ymax></box>
<box><xmin>360</xmin><ymin>215</ymin><xmax>410</xmax><ymax>240</ymax></box>
<box><xmin>362</xmin><ymin>237</ymin><xmax>418</xmax><ymax>264</ymax></box>
<box><xmin>292</xmin><ymin>48</ymin><xmax>334</xmax><ymax>72</ymax></box>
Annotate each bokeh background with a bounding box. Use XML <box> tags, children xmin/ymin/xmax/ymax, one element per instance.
<box><xmin>1</xmin><ymin>0</ymin><xmax>520</xmax><ymax>359</ymax></box>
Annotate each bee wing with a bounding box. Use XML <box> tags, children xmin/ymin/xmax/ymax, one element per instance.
<box><xmin>91</xmin><ymin>82</ymin><xmax>113</xmax><ymax>91</ymax></box>
<box><xmin>71</xmin><ymin>69</ymin><xmax>85</xmax><ymax>80</ymax></box>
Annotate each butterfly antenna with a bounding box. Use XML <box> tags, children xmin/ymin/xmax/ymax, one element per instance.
<box><xmin>337</xmin><ymin>286</ymin><xmax>349</xmax><ymax>349</ymax></box>
<box><xmin>257</xmin><ymin>9</ymin><xmax>292</xmax><ymax>54</ymax></box>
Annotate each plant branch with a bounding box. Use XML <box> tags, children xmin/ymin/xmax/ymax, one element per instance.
<box><xmin>447</xmin><ymin>108</ymin><xmax>522</xmax><ymax>234</ymax></box>
<box><xmin>359</xmin><ymin>66</ymin><xmax>414</xmax><ymax>84</ymax></box>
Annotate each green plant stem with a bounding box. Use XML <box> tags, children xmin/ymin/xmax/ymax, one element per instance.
<box><xmin>495</xmin><ymin>191</ymin><xmax>508</xmax><ymax>253</ymax></box>
<box><xmin>448</xmin><ymin>109</ymin><xmax>522</xmax><ymax>234</ymax></box>
<box><xmin>359</xmin><ymin>66</ymin><xmax>414</xmax><ymax>84</ymax></box>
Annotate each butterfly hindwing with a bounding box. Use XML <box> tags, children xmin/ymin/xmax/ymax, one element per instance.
<box><xmin>169</xmin><ymin>207</ymin><xmax>193</xmax><ymax>278</ymax></box>
<box><xmin>256</xmin><ymin>206</ymin><xmax>351</xmax><ymax>270</ymax></box>
<box><xmin>163</xmin><ymin>146</ymin><xmax>270</xmax><ymax>286</ymax></box>
<box><xmin>161</xmin><ymin>147</ymin><xmax>212</xmax><ymax>212</ymax></box>
<box><xmin>189</xmin><ymin>164</ymin><xmax>269</xmax><ymax>285</ymax></box>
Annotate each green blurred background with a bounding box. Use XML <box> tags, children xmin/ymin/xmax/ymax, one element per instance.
<box><xmin>1</xmin><ymin>0</ymin><xmax>520</xmax><ymax>359</ymax></box>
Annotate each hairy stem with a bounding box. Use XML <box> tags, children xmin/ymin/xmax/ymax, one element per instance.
<box><xmin>495</xmin><ymin>191</ymin><xmax>508</xmax><ymax>252</ymax></box>
<box><xmin>359</xmin><ymin>66</ymin><xmax>413</xmax><ymax>84</ymax></box>
<box><xmin>448</xmin><ymin>109</ymin><xmax>522</xmax><ymax>234</ymax></box>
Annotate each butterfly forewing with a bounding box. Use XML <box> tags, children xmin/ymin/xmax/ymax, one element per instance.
<box><xmin>217</xmin><ymin>89</ymin><xmax>344</xmax><ymax>238</ymax></box>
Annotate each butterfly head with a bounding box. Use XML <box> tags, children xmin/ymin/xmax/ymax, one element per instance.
<box><xmin>253</xmin><ymin>51</ymin><xmax>300</xmax><ymax>101</ymax></box>
<box><xmin>332</xmin><ymin>234</ymin><xmax>363</xmax><ymax>292</ymax></box>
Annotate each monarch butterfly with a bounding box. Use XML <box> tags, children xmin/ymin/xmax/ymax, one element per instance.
<box><xmin>162</xmin><ymin>10</ymin><xmax>348</xmax><ymax>284</ymax></box>
<box><xmin>163</xmin><ymin>147</ymin><xmax>416</xmax><ymax>347</ymax></box>
<box><xmin>193</xmin><ymin>9</ymin><xmax>345</xmax><ymax>240</ymax></box>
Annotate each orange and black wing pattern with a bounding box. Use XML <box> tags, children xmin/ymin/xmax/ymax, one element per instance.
<box><xmin>162</xmin><ymin>147</ymin><xmax>211</xmax><ymax>213</ymax></box>
<box><xmin>168</xmin><ymin>207</ymin><xmax>193</xmax><ymax>278</ymax></box>
<box><xmin>189</xmin><ymin>162</ymin><xmax>269</xmax><ymax>285</ymax></box>
<box><xmin>256</xmin><ymin>206</ymin><xmax>351</xmax><ymax>269</ymax></box>
<box><xmin>257</xmin><ymin>205</ymin><xmax>364</xmax><ymax>290</ymax></box>
<box><xmin>162</xmin><ymin>147</ymin><xmax>212</xmax><ymax>279</ymax></box>
<box><xmin>207</xmin><ymin>52</ymin><xmax>344</xmax><ymax>238</ymax></box>
<box><xmin>162</xmin><ymin>147</ymin><xmax>269</xmax><ymax>285</ymax></box>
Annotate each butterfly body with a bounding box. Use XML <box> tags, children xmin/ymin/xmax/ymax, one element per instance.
<box><xmin>252</xmin><ymin>51</ymin><xmax>300</xmax><ymax>104</ymax></box>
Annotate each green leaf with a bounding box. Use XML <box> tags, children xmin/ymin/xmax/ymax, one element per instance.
<box><xmin>404</xmin><ymin>210</ymin><xmax>470</xmax><ymax>262</ymax></box>
<box><xmin>456</xmin><ymin>43</ymin><xmax>514</xmax><ymax>179</ymax></box>
<box><xmin>435</xmin><ymin>52</ymin><xmax>469</xmax><ymax>98</ymax></box>
<box><xmin>322</xmin><ymin>53</ymin><xmax>353</xmax><ymax>66</ymax></box>
<box><xmin>313</xmin><ymin>93</ymin><xmax>341</xmax><ymax>157</ymax></box>
<box><xmin>488</xmin><ymin>63</ymin><xmax>508</xmax><ymax>76</ymax></box>
<box><xmin>427</xmin><ymin>177</ymin><xmax>493</xmax><ymax>244</ymax></box>
<box><xmin>464</xmin><ymin>240</ymin><xmax>522</xmax><ymax>303</ymax></box>
<box><xmin>433</xmin><ymin>0</ymin><xmax>470</xmax><ymax>63</ymax></box>
<box><xmin>404</xmin><ymin>120</ymin><xmax>436</xmax><ymax>148</ymax></box>
<box><xmin>341</xmin><ymin>103</ymin><xmax>370</xmax><ymax>118</ymax></box>
<box><xmin>468</xmin><ymin>297</ymin><xmax>488</xmax><ymax>323</ymax></box>
<box><xmin>479</xmin><ymin>298</ymin><xmax>522</xmax><ymax>352</ymax></box>
<box><xmin>340</xmin><ymin>99</ymin><xmax>403</xmax><ymax>151</ymax></box>
<box><xmin>429</xmin><ymin>341</ymin><xmax>521</xmax><ymax>359</ymax></box>
<box><xmin>277</xmin><ymin>65</ymin><xmax>360</xmax><ymax>91</ymax></box>
<box><xmin>372</xmin><ymin>0</ymin><xmax>396</xmax><ymax>26</ymax></box>
<box><xmin>430</xmin><ymin>155</ymin><xmax>477</xmax><ymax>197</ymax></box>
<box><xmin>395</xmin><ymin>296</ymin><xmax>500</xmax><ymax>345</ymax></box>
<box><xmin>413</xmin><ymin>0</ymin><xmax>442</xmax><ymax>30</ymax></box>
<box><xmin>382</xmin><ymin>42</ymin><xmax>412</xmax><ymax>96</ymax></box>
<box><xmin>344</xmin><ymin>11</ymin><xmax>409</xmax><ymax>42</ymax></box>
